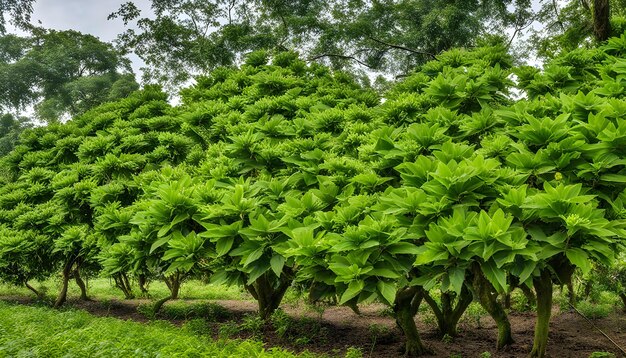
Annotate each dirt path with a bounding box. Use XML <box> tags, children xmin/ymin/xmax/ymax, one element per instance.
<box><xmin>2</xmin><ymin>295</ymin><xmax>625</xmax><ymax>357</ymax></box>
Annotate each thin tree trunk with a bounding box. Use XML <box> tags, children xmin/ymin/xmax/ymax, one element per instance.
<box><xmin>74</xmin><ymin>268</ymin><xmax>89</xmax><ymax>301</ymax></box>
<box><xmin>472</xmin><ymin>263</ymin><xmax>514</xmax><ymax>350</ymax></box>
<box><xmin>54</xmin><ymin>261</ymin><xmax>73</xmax><ymax>308</ymax></box>
<box><xmin>114</xmin><ymin>273</ymin><xmax>135</xmax><ymax>299</ymax></box>
<box><xmin>394</xmin><ymin>286</ymin><xmax>431</xmax><ymax>356</ymax></box>
<box><xmin>566</xmin><ymin>277</ymin><xmax>576</xmax><ymax>307</ymax></box>
<box><xmin>164</xmin><ymin>272</ymin><xmax>181</xmax><ymax>299</ymax></box>
<box><xmin>529</xmin><ymin>269</ymin><xmax>553</xmax><ymax>358</ymax></box>
<box><xmin>153</xmin><ymin>295</ymin><xmax>171</xmax><ymax>315</ymax></box>
<box><xmin>24</xmin><ymin>282</ymin><xmax>43</xmax><ymax>299</ymax></box>
<box><xmin>423</xmin><ymin>285</ymin><xmax>473</xmax><ymax>337</ymax></box>
<box><xmin>138</xmin><ymin>274</ymin><xmax>149</xmax><ymax>296</ymax></box>
<box><xmin>593</xmin><ymin>0</ymin><xmax>611</xmax><ymax>41</ymax></box>
<box><xmin>503</xmin><ymin>292</ymin><xmax>512</xmax><ymax>309</ymax></box>
<box><xmin>620</xmin><ymin>293</ymin><xmax>626</xmax><ymax>312</ymax></box>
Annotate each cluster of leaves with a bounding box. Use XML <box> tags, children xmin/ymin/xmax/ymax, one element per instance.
<box><xmin>1</xmin><ymin>34</ymin><xmax>626</xmax><ymax>357</ymax></box>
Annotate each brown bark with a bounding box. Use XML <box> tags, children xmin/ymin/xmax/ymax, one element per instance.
<box><xmin>74</xmin><ymin>268</ymin><xmax>89</xmax><ymax>301</ymax></box>
<box><xmin>113</xmin><ymin>273</ymin><xmax>135</xmax><ymax>299</ymax></box>
<box><xmin>593</xmin><ymin>0</ymin><xmax>611</xmax><ymax>41</ymax></box>
<box><xmin>24</xmin><ymin>282</ymin><xmax>43</xmax><ymax>299</ymax></box>
<box><xmin>54</xmin><ymin>260</ymin><xmax>73</xmax><ymax>308</ymax></box>
<box><xmin>138</xmin><ymin>274</ymin><xmax>149</xmax><ymax>296</ymax></box>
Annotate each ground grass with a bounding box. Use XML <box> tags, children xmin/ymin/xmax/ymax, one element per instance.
<box><xmin>0</xmin><ymin>277</ymin><xmax>248</xmax><ymax>301</ymax></box>
<box><xmin>0</xmin><ymin>301</ymin><xmax>318</xmax><ymax>357</ymax></box>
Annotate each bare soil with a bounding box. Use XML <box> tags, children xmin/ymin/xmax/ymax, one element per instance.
<box><xmin>2</xmin><ymin>295</ymin><xmax>625</xmax><ymax>357</ymax></box>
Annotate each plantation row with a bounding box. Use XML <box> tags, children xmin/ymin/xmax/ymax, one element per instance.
<box><xmin>2</xmin><ymin>34</ymin><xmax>626</xmax><ymax>357</ymax></box>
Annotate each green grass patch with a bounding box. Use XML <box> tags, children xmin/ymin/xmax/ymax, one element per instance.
<box><xmin>0</xmin><ymin>301</ymin><xmax>316</xmax><ymax>357</ymax></box>
<box><xmin>0</xmin><ymin>278</ymin><xmax>249</xmax><ymax>301</ymax></box>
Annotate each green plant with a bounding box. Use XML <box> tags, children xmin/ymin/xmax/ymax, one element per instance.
<box><xmin>577</xmin><ymin>301</ymin><xmax>613</xmax><ymax>319</ymax></box>
<box><xmin>183</xmin><ymin>318</ymin><xmax>211</xmax><ymax>336</ymax></box>
<box><xmin>480</xmin><ymin>352</ymin><xmax>492</xmax><ymax>358</ymax></box>
<box><xmin>344</xmin><ymin>347</ymin><xmax>363</xmax><ymax>358</ymax></box>
<box><xmin>588</xmin><ymin>352</ymin><xmax>616</xmax><ymax>358</ymax></box>
<box><xmin>217</xmin><ymin>321</ymin><xmax>239</xmax><ymax>339</ymax></box>
<box><xmin>240</xmin><ymin>313</ymin><xmax>265</xmax><ymax>337</ymax></box>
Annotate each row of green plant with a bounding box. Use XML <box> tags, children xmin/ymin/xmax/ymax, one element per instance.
<box><xmin>2</xmin><ymin>34</ymin><xmax>626</xmax><ymax>357</ymax></box>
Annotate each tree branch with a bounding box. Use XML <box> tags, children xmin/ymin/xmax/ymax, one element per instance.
<box><xmin>307</xmin><ymin>53</ymin><xmax>375</xmax><ymax>69</ymax></box>
<box><xmin>552</xmin><ymin>0</ymin><xmax>566</xmax><ymax>32</ymax></box>
<box><xmin>368</xmin><ymin>37</ymin><xmax>436</xmax><ymax>59</ymax></box>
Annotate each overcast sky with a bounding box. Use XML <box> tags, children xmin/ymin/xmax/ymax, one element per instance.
<box><xmin>26</xmin><ymin>0</ymin><xmax>152</xmax><ymax>42</ymax></box>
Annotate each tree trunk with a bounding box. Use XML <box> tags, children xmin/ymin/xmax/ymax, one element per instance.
<box><xmin>620</xmin><ymin>293</ymin><xmax>626</xmax><ymax>312</ymax></box>
<box><xmin>24</xmin><ymin>282</ymin><xmax>43</xmax><ymax>299</ymax></box>
<box><xmin>394</xmin><ymin>286</ymin><xmax>431</xmax><ymax>356</ymax></box>
<box><xmin>566</xmin><ymin>276</ymin><xmax>576</xmax><ymax>307</ymax></box>
<box><xmin>423</xmin><ymin>285</ymin><xmax>473</xmax><ymax>337</ymax></box>
<box><xmin>593</xmin><ymin>0</ymin><xmax>611</xmax><ymax>41</ymax></box>
<box><xmin>153</xmin><ymin>295</ymin><xmax>171</xmax><ymax>315</ymax></box>
<box><xmin>114</xmin><ymin>273</ymin><xmax>135</xmax><ymax>299</ymax></box>
<box><xmin>54</xmin><ymin>261</ymin><xmax>73</xmax><ymax>308</ymax></box>
<box><xmin>503</xmin><ymin>292</ymin><xmax>512</xmax><ymax>309</ymax></box>
<box><xmin>164</xmin><ymin>272</ymin><xmax>181</xmax><ymax>299</ymax></box>
<box><xmin>529</xmin><ymin>269</ymin><xmax>553</xmax><ymax>358</ymax></box>
<box><xmin>472</xmin><ymin>263</ymin><xmax>514</xmax><ymax>350</ymax></box>
<box><xmin>74</xmin><ymin>268</ymin><xmax>89</xmax><ymax>301</ymax></box>
<box><xmin>245</xmin><ymin>271</ymin><xmax>292</xmax><ymax>320</ymax></box>
<box><xmin>138</xmin><ymin>274</ymin><xmax>149</xmax><ymax>296</ymax></box>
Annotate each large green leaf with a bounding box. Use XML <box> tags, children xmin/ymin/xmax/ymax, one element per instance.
<box><xmin>339</xmin><ymin>280</ymin><xmax>364</xmax><ymax>305</ymax></box>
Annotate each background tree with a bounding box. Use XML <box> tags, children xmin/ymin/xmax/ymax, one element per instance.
<box><xmin>0</xmin><ymin>28</ymin><xmax>138</xmax><ymax>122</ymax></box>
<box><xmin>108</xmin><ymin>0</ymin><xmax>532</xmax><ymax>89</ymax></box>
<box><xmin>0</xmin><ymin>0</ymin><xmax>34</xmax><ymax>34</ymax></box>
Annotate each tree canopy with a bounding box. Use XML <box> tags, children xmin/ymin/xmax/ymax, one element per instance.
<box><xmin>0</xmin><ymin>28</ymin><xmax>138</xmax><ymax>121</ymax></box>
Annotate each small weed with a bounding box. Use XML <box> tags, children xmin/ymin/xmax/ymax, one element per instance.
<box><xmin>240</xmin><ymin>313</ymin><xmax>264</xmax><ymax>337</ymax></box>
<box><xmin>294</xmin><ymin>337</ymin><xmax>311</xmax><ymax>346</ymax></box>
<box><xmin>588</xmin><ymin>352</ymin><xmax>616</xmax><ymax>358</ymax></box>
<box><xmin>480</xmin><ymin>352</ymin><xmax>492</xmax><ymax>358</ymax></box>
<box><xmin>420</xmin><ymin>310</ymin><xmax>436</xmax><ymax>327</ymax></box>
<box><xmin>378</xmin><ymin>306</ymin><xmax>395</xmax><ymax>317</ymax></box>
<box><xmin>368</xmin><ymin>323</ymin><xmax>395</xmax><ymax>344</ymax></box>
<box><xmin>160</xmin><ymin>302</ymin><xmax>229</xmax><ymax>321</ymax></box>
<box><xmin>449</xmin><ymin>354</ymin><xmax>462</xmax><ymax>358</ymax></box>
<box><xmin>269</xmin><ymin>309</ymin><xmax>327</xmax><ymax>344</ymax></box>
<box><xmin>442</xmin><ymin>333</ymin><xmax>454</xmax><ymax>344</ymax></box>
<box><xmin>577</xmin><ymin>301</ymin><xmax>612</xmax><ymax>319</ymax></box>
<box><xmin>345</xmin><ymin>346</ymin><xmax>363</xmax><ymax>358</ymax></box>
<box><xmin>137</xmin><ymin>302</ymin><xmax>157</xmax><ymax>319</ymax></box>
<box><xmin>461</xmin><ymin>303</ymin><xmax>486</xmax><ymax>328</ymax></box>
<box><xmin>218</xmin><ymin>320</ymin><xmax>239</xmax><ymax>339</ymax></box>
<box><xmin>183</xmin><ymin>318</ymin><xmax>211</xmax><ymax>335</ymax></box>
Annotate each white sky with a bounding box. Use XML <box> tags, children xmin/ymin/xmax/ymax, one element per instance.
<box><xmin>27</xmin><ymin>0</ymin><xmax>152</xmax><ymax>42</ymax></box>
